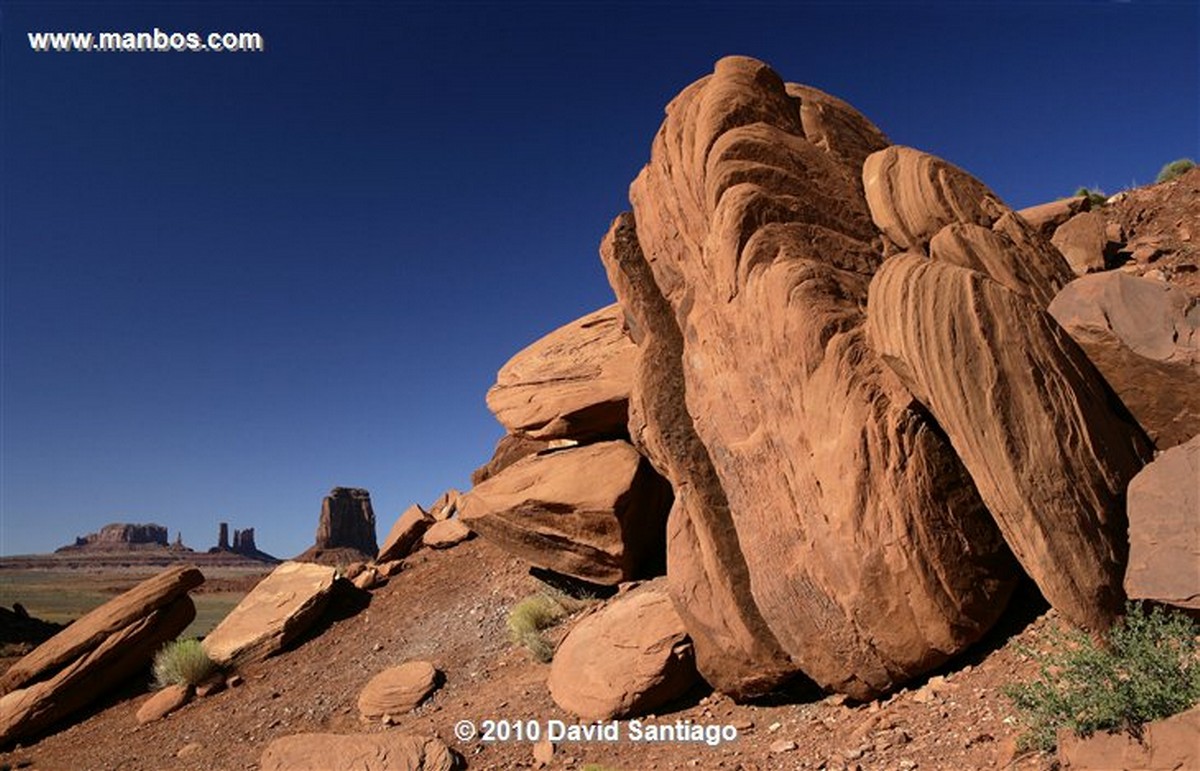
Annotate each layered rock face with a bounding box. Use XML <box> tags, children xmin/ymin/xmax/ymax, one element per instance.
<box><xmin>590</xmin><ymin>56</ymin><xmax>1150</xmax><ymax>699</ymax></box>
<box><xmin>602</xmin><ymin>56</ymin><xmax>1024</xmax><ymax>699</ymax></box>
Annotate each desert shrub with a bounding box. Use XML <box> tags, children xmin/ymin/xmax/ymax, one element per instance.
<box><xmin>1074</xmin><ymin>186</ymin><xmax>1108</xmax><ymax>208</ymax></box>
<box><xmin>1156</xmin><ymin>158</ymin><xmax>1196</xmax><ymax>183</ymax></box>
<box><xmin>152</xmin><ymin>638</ymin><xmax>218</xmax><ymax>688</ymax></box>
<box><xmin>1004</xmin><ymin>603</ymin><xmax>1200</xmax><ymax>753</ymax></box>
<box><xmin>507</xmin><ymin>590</ymin><xmax>596</xmax><ymax>663</ymax></box>
<box><xmin>507</xmin><ymin>593</ymin><xmax>568</xmax><ymax>662</ymax></box>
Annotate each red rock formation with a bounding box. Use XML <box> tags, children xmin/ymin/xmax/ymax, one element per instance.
<box><xmin>866</xmin><ymin>253</ymin><xmax>1152</xmax><ymax>630</ymax></box>
<box><xmin>459</xmin><ymin>441</ymin><xmax>672</xmax><ymax>586</ymax></box>
<box><xmin>56</xmin><ymin>523</ymin><xmax>169</xmax><ymax>552</ymax></box>
<box><xmin>297</xmin><ymin>487</ymin><xmax>378</xmax><ymax>563</ymax></box>
<box><xmin>1048</xmin><ymin>272</ymin><xmax>1200</xmax><ymax>449</ymax></box>
<box><xmin>1124</xmin><ymin>435</ymin><xmax>1200</xmax><ymax>610</ymax></box>
<box><xmin>548</xmin><ymin>579</ymin><xmax>698</xmax><ymax>720</ymax></box>
<box><xmin>606</xmin><ymin>56</ymin><xmax>1019</xmax><ymax>699</ymax></box>
<box><xmin>486</xmin><ymin>304</ymin><xmax>636</xmax><ymax>442</ymax></box>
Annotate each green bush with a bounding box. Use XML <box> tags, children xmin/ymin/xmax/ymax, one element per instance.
<box><xmin>1156</xmin><ymin>158</ymin><xmax>1196</xmax><ymax>184</ymax></box>
<box><xmin>1074</xmin><ymin>186</ymin><xmax>1109</xmax><ymax>208</ymax></box>
<box><xmin>152</xmin><ymin>638</ymin><xmax>218</xmax><ymax>688</ymax></box>
<box><xmin>1004</xmin><ymin>603</ymin><xmax>1200</xmax><ymax>753</ymax></box>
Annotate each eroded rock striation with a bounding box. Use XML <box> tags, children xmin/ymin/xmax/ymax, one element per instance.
<box><xmin>603</xmin><ymin>56</ymin><xmax>1021</xmax><ymax>699</ymax></box>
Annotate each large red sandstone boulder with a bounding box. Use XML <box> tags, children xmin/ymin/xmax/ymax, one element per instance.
<box><xmin>866</xmin><ymin>253</ymin><xmax>1152</xmax><ymax>630</ymax></box>
<box><xmin>357</xmin><ymin>661</ymin><xmax>440</xmax><ymax>719</ymax></box>
<box><xmin>202</xmin><ymin>561</ymin><xmax>336</xmax><ymax>666</ymax></box>
<box><xmin>485</xmin><ymin>303</ymin><xmax>636</xmax><ymax>442</ymax></box>
<box><xmin>604</xmin><ymin>56</ymin><xmax>1021</xmax><ymax>699</ymax></box>
<box><xmin>0</xmin><ymin>566</ymin><xmax>200</xmax><ymax>745</ymax></box>
<box><xmin>1051</xmin><ymin>210</ymin><xmax>1113</xmax><ymax>275</ymax></box>
<box><xmin>459</xmin><ymin>441</ymin><xmax>672</xmax><ymax>585</ymax></box>
<box><xmin>0</xmin><ymin>565</ymin><xmax>202</xmax><ymax>696</ymax></box>
<box><xmin>260</xmin><ymin>733</ymin><xmax>456</xmax><ymax>771</ymax></box>
<box><xmin>1124</xmin><ymin>435</ymin><xmax>1200</xmax><ymax>610</ymax></box>
<box><xmin>1048</xmin><ymin>272</ymin><xmax>1200</xmax><ymax>449</ymax></box>
<box><xmin>1057</xmin><ymin>705</ymin><xmax>1200</xmax><ymax>770</ymax></box>
<box><xmin>548</xmin><ymin>580</ymin><xmax>698</xmax><ymax>720</ymax></box>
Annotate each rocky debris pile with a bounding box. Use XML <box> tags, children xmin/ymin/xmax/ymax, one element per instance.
<box><xmin>296</xmin><ymin>487</ymin><xmax>379</xmax><ymax>564</ymax></box>
<box><xmin>202</xmin><ymin>561</ymin><xmax>336</xmax><ymax>667</ymax></box>
<box><xmin>468</xmin><ymin>56</ymin><xmax>1171</xmax><ymax>705</ymax></box>
<box><xmin>56</xmin><ymin>522</ymin><xmax>169</xmax><ymax>552</ymax></box>
<box><xmin>0</xmin><ymin>565</ymin><xmax>203</xmax><ymax>746</ymax></box>
<box><xmin>548</xmin><ymin>579</ymin><xmax>698</xmax><ymax>720</ymax></box>
<box><xmin>260</xmin><ymin>732</ymin><xmax>457</xmax><ymax>771</ymax></box>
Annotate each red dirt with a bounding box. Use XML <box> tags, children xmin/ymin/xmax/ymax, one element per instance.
<box><xmin>0</xmin><ymin>536</ymin><xmax>1064</xmax><ymax>771</ymax></box>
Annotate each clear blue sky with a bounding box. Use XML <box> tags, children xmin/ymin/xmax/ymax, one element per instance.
<box><xmin>2</xmin><ymin>1</ymin><xmax>1196</xmax><ymax>558</ymax></box>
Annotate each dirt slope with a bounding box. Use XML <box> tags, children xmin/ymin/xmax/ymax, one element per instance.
<box><xmin>0</xmin><ymin>537</ymin><xmax>1062</xmax><ymax>771</ymax></box>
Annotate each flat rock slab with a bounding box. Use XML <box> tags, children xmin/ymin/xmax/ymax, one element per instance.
<box><xmin>357</xmin><ymin>661</ymin><xmax>440</xmax><ymax>719</ymax></box>
<box><xmin>0</xmin><ymin>564</ymin><xmax>203</xmax><ymax>695</ymax></box>
<box><xmin>549</xmin><ymin>580</ymin><xmax>698</xmax><ymax>720</ymax></box>
<box><xmin>377</xmin><ymin>504</ymin><xmax>431</xmax><ymax>563</ymax></box>
<box><xmin>1125</xmin><ymin>435</ymin><xmax>1200</xmax><ymax>610</ymax></box>
<box><xmin>422</xmin><ymin>519</ymin><xmax>472</xmax><ymax>550</ymax></box>
<box><xmin>486</xmin><ymin>303</ymin><xmax>635</xmax><ymax>442</ymax></box>
<box><xmin>260</xmin><ymin>732</ymin><xmax>456</xmax><ymax>771</ymax></box>
<box><xmin>202</xmin><ymin>561</ymin><xmax>336</xmax><ymax>667</ymax></box>
<box><xmin>459</xmin><ymin>440</ymin><xmax>672</xmax><ymax>585</ymax></box>
<box><xmin>1058</xmin><ymin>705</ymin><xmax>1199</xmax><ymax>770</ymax></box>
